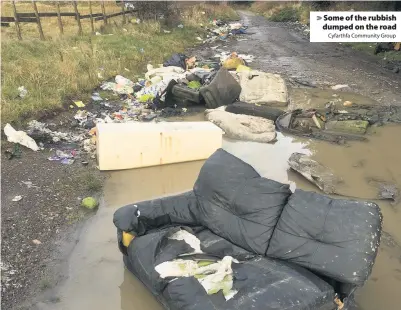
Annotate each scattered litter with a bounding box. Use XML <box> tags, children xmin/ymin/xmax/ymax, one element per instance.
<box><xmin>163</xmin><ymin>30</ymin><xmax>171</xmax><ymax>34</ymax></box>
<box><xmin>18</xmin><ymin>86</ymin><xmax>27</xmax><ymax>98</ymax></box>
<box><xmin>331</xmin><ymin>84</ymin><xmax>350</xmax><ymax>91</ymax></box>
<box><xmin>48</xmin><ymin>150</ymin><xmax>76</xmax><ymax>165</ymax></box>
<box><xmin>222</xmin><ymin>52</ymin><xmax>245</xmax><ymax>70</ymax></box>
<box><xmin>81</xmin><ymin>197</ymin><xmax>99</xmax><ymax>209</ymax></box>
<box><xmin>32</xmin><ymin>239</ymin><xmax>42</xmax><ymax>245</ymax></box>
<box><xmin>28</xmin><ymin>120</ymin><xmax>85</xmax><ymax>144</ymax></box>
<box><xmin>177</xmin><ymin>24</ymin><xmax>184</xmax><ymax>28</ymax></box>
<box><xmin>197</xmin><ymin>37</ymin><xmax>203</xmax><ymax>41</ymax></box>
<box><xmin>4</xmin><ymin>124</ymin><xmax>39</xmax><ymax>151</ymax></box>
<box><xmin>74</xmin><ymin>101</ymin><xmax>85</xmax><ymax>108</ymax></box>
<box><xmin>368</xmin><ymin>178</ymin><xmax>400</xmax><ymax>205</ymax></box>
<box><xmin>21</xmin><ymin>181</ymin><xmax>39</xmax><ymax>189</ymax></box>
<box><xmin>95</xmin><ymin>32</ymin><xmax>101</xmax><ymax>36</ymax></box>
<box><xmin>12</xmin><ymin>195</ymin><xmax>23</xmax><ymax>202</ymax></box>
<box><xmin>91</xmin><ymin>93</ymin><xmax>103</xmax><ymax>102</ymax></box>
<box><xmin>343</xmin><ymin>100</ymin><xmax>353</xmax><ymax>107</ymax></box>
<box><xmin>115</xmin><ymin>75</ymin><xmax>134</xmax><ymax>87</ymax></box>
<box><xmin>288</xmin><ymin>153</ymin><xmax>342</xmax><ymax>194</ymax></box>
<box><xmin>143</xmin><ymin>113</ymin><xmax>157</xmax><ymax>121</ymax></box>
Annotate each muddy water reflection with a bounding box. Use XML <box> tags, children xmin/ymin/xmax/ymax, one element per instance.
<box><xmin>52</xmin><ymin>123</ymin><xmax>400</xmax><ymax>310</ymax></box>
<box><xmin>50</xmin><ymin>161</ymin><xmax>204</xmax><ymax>310</ymax></box>
<box><xmin>306</xmin><ymin>125</ymin><xmax>401</xmax><ymax>310</ymax></box>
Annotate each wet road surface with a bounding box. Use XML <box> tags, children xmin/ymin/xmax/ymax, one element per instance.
<box><xmin>35</xmin><ymin>11</ymin><xmax>401</xmax><ymax>310</ymax></box>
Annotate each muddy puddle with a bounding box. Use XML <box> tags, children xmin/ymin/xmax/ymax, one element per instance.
<box><xmin>42</xmin><ymin>88</ymin><xmax>401</xmax><ymax>310</ymax></box>
<box><xmin>289</xmin><ymin>87</ymin><xmax>379</xmax><ymax>110</ymax></box>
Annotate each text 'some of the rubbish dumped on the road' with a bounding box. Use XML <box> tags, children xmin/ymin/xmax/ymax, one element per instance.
<box><xmin>310</xmin><ymin>12</ymin><xmax>401</xmax><ymax>42</ymax></box>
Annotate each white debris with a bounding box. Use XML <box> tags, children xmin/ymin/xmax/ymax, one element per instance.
<box><xmin>331</xmin><ymin>84</ymin><xmax>350</xmax><ymax>90</ymax></box>
<box><xmin>156</xmin><ymin>259</ymin><xmax>199</xmax><ymax>278</ymax></box>
<box><xmin>4</xmin><ymin>124</ymin><xmax>39</xmax><ymax>151</ymax></box>
<box><xmin>18</xmin><ymin>86</ymin><xmax>28</xmax><ymax>98</ymax></box>
<box><xmin>169</xmin><ymin>230</ymin><xmax>202</xmax><ymax>254</ymax></box>
<box><xmin>32</xmin><ymin>239</ymin><xmax>42</xmax><ymax>245</ymax></box>
<box><xmin>21</xmin><ymin>181</ymin><xmax>39</xmax><ymax>189</ymax></box>
<box><xmin>12</xmin><ymin>195</ymin><xmax>22</xmax><ymax>202</ymax></box>
<box><xmin>155</xmin><ymin>256</ymin><xmax>238</xmax><ymax>301</ymax></box>
<box><xmin>27</xmin><ymin>120</ymin><xmax>85</xmax><ymax>143</ymax></box>
<box><xmin>177</xmin><ymin>24</ymin><xmax>184</xmax><ymax>28</ymax></box>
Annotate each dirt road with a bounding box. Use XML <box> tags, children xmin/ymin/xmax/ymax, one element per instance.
<box><xmin>231</xmin><ymin>12</ymin><xmax>400</xmax><ymax>106</ymax></box>
<box><xmin>3</xmin><ymin>10</ymin><xmax>401</xmax><ymax>310</ymax></box>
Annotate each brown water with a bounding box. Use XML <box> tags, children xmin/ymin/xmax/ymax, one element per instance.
<box><xmin>289</xmin><ymin>88</ymin><xmax>380</xmax><ymax>110</ymax></box>
<box><xmin>43</xmin><ymin>90</ymin><xmax>401</xmax><ymax>310</ymax></box>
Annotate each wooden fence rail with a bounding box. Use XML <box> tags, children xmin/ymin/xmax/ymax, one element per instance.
<box><xmin>1</xmin><ymin>1</ymin><xmax>137</xmax><ymax>40</ymax></box>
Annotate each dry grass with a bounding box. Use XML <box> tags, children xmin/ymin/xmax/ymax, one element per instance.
<box><xmin>250</xmin><ymin>1</ymin><xmax>397</xmax><ymax>25</ymax></box>
<box><xmin>1</xmin><ymin>1</ymin><xmax>123</xmax><ymax>40</ymax></box>
<box><xmin>250</xmin><ymin>1</ymin><xmax>309</xmax><ymax>24</ymax></box>
<box><xmin>1</xmin><ymin>2</ymin><xmax>238</xmax><ymax>125</ymax></box>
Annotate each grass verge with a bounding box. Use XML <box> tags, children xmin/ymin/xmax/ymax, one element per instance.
<box><xmin>250</xmin><ymin>1</ymin><xmax>309</xmax><ymax>24</ymax></box>
<box><xmin>250</xmin><ymin>1</ymin><xmax>399</xmax><ymax>25</ymax></box>
<box><xmin>1</xmin><ymin>2</ymin><xmax>238</xmax><ymax>125</ymax></box>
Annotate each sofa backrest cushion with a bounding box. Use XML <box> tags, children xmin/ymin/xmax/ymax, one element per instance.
<box><xmin>193</xmin><ymin>149</ymin><xmax>292</xmax><ymax>255</ymax></box>
<box><xmin>266</xmin><ymin>189</ymin><xmax>382</xmax><ymax>286</ymax></box>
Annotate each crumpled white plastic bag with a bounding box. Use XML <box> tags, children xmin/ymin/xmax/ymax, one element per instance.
<box><xmin>4</xmin><ymin>123</ymin><xmax>39</xmax><ymax>151</ymax></box>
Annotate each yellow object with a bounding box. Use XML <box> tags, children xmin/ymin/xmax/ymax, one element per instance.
<box><xmin>122</xmin><ymin>231</ymin><xmax>135</xmax><ymax>247</ymax></box>
<box><xmin>223</xmin><ymin>57</ymin><xmax>245</xmax><ymax>70</ymax></box>
<box><xmin>74</xmin><ymin>101</ymin><xmax>85</xmax><ymax>108</ymax></box>
<box><xmin>343</xmin><ymin>100</ymin><xmax>353</xmax><ymax>107</ymax></box>
<box><xmin>394</xmin><ymin>42</ymin><xmax>401</xmax><ymax>51</ymax></box>
<box><xmin>236</xmin><ymin>65</ymin><xmax>251</xmax><ymax>72</ymax></box>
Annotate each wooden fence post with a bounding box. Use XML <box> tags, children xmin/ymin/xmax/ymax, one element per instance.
<box><xmin>32</xmin><ymin>0</ymin><xmax>45</xmax><ymax>40</ymax></box>
<box><xmin>56</xmin><ymin>2</ymin><xmax>64</xmax><ymax>35</ymax></box>
<box><xmin>72</xmin><ymin>1</ymin><xmax>82</xmax><ymax>35</ymax></box>
<box><xmin>101</xmin><ymin>1</ymin><xmax>107</xmax><ymax>25</ymax></box>
<box><xmin>121</xmin><ymin>1</ymin><xmax>126</xmax><ymax>24</ymax></box>
<box><xmin>12</xmin><ymin>0</ymin><xmax>22</xmax><ymax>40</ymax></box>
<box><xmin>88</xmin><ymin>1</ymin><xmax>95</xmax><ymax>33</ymax></box>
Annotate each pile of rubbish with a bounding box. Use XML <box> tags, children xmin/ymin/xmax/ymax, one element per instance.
<box><xmin>202</xmin><ymin>19</ymin><xmax>248</xmax><ymax>43</ymax></box>
<box><xmin>4</xmin><ymin>16</ymin><xmax>401</xmax><ymax>164</ymax></box>
<box><xmin>276</xmin><ymin>102</ymin><xmax>401</xmax><ymax>144</ymax></box>
<box><xmin>2</xmin><ymin>19</ymin><xmax>258</xmax><ymax>162</ymax></box>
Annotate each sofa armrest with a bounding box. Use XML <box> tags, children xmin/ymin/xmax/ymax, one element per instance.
<box><xmin>113</xmin><ymin>191</ymin><xmax>199</xmax><ymax>237</ymax></box>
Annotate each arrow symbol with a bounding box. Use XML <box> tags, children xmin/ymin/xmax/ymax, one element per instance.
<box><xmin>317</xmin><ymin>16</ymin><xmax>322</xmax><ymax>20</ymax></box>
